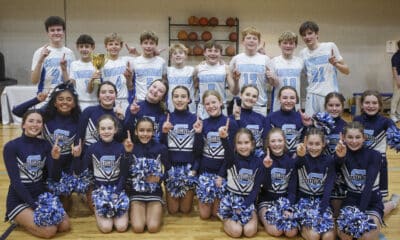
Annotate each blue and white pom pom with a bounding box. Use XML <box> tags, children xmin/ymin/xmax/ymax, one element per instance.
<box><xmin>130</xmin><ymin>158</ymin><xmax>163</xmax><ymax>193</ymax></box>
<box><xmin>312</xmin><ymin>112</ymin><xmax>335</xmax><ymax>135</ymax></box>
<box><xmin>47</xmin><ymin>172</ymin><xmax>77</xmax><ymax>196</ymax></box>
<box><xmin>33</xmin><ymin>192</ymin><xmax>65</xmax><ymax>226</ymax></box>
<box><xmin>196</xmin><ymin>173</ymin><xmax>226</xmax><ymax>204</ymax></box>
<box><xmin>165</xmin><ymin>164</ymin><xmax>198</xmax><ymax>198</ymax></box>
<box><xmin>264</xmin><ymin>197</ymin><xmax>298</xmax><ymax>231</ymax></box>
<box><xmin>219</xmin><ymin>192</ymin><xmax>255</xmax><ymax>225</ymax></box>
<box><xmin>294</xmin><ymin>198</ymin><xmax>334</xmax><ymax>234</ymax></box>
<box><xmin>387</xmin><ymin>125</ymin><xmax>400</xmax><ymax>152</ymax></box>
<box><xmin>92</xmin><ymin>185</ymin><xmax>129</xmax><ymax>218</ymax></box>
<box><xmin>74</xmin><ymin>169</ymin><xmax>93</xmax><ymax>194</ymax></box>
<box><xmin>337</xmin><ymin>206</ymin><xmax>377</xmax><ymax>238</ymax></box>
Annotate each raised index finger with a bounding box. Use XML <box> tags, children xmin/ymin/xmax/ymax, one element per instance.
<box><xmin>127</xmin><ymin>130</ymin><xmax>131</xmax><ymax>140</ymax></box>
<box><xmin>166</xmin><ymin>113</ymin><xmax>170</xmax><ymax>123</ymax></box>
<box><xmin>225</xmin><ymin>118</ymin><xmax>230</xmax><ymax>130</ymax></box>
<box><xmin>54</xmin><ymin>136</ymin><xmax>60</xmax><ymax>146</ymax></box>
<box><xmin>266</xmin><ymin>148</ymin><xmax>270</xmax><ymax>158</ymax></box>
<box><xmin>331</xmin><ymin>49</ymin><xmax>334</xmax><ymax>57</ymax></box>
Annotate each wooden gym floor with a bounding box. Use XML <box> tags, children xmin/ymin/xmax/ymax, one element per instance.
<box><xmin>0</xmin><ymin>120</ymin><xmax>399</xmax><ymax>240</ymax></box>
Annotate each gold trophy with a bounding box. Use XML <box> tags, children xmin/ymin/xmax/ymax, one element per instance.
<box><xmin>91</xmin><ymin>53</ymin><xmax>107</xmax><ymax>86</ymax></box>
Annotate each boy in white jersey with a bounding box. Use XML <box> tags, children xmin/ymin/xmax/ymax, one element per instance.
<box><xmin>102</xmin><ymin>33</ymin><xmax>133</xmax><ymax>112</ymax></box>
<box><xmin>194</xmin><ymin>40</ymin><xmax>238</xmax><ymax>119</ymax></box>
<box><xmin>167</xmin><ymin>44</ymin><xmax>196</xmax><ymax>113</ymax></box>
<box><xmin>229</xmin><ymin>27</ymin><xmax>277</xmax><ymax>116</ymax></box>
<box><xmin>65</xmin><ymin>34</ymin><xmax>97</xmax><ymax>110</ymax></box>
<box><xmin>132</xmin><ymin>30</ymin><xmax>167</xmax><ymax>102</ymax></box>
<box><xmin>31</xmin><ymin>16</ymin><xmax>76</xmax><ymax>94</ymax></box>
<box><xmin>270</xmin><ymin>31</ymin><xmax>304</xmax><ymax>112</ymax></box>
<box><xmin>299</xmin><ymin>21</ymin><xmax>350</xmax><ymax>116</ymax></box>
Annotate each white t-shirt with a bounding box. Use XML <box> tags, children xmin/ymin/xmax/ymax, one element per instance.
<box><xmin>269</xmin><ymin>55</ymin><xmax>304</xmax><ymax>112</ymax></box>
<box><xmin>299</xmin><ymin>42</ymin><xmax>343</xmax><ymax>96</ymax></box>
<box><xmin>31</xmin><ymin>46</ymin><xmax>75</xmax><ymax>93</ymax></box>
<box><xmin>132</xmin><ymin>56</ymin><xmax>167</xmax><ymax>101</ymax></box>
<box><xmin>167</xmin><ymin>66</ymin><xmax>196</xmax><ymax>113</ymax></box>
<box><xmin>229</xmin><ymin>52</ymin><xmax>271</xmax><ymax>107</ymax></box>
<box><xmin>197</xmin><ymin>63</ymin><xmax>227</xmax><ymax>103</ymax></box>
<box><xmin>69</xmin><ymin>60</ymin><xmax>97</xmax><ymax>110</ymax></box>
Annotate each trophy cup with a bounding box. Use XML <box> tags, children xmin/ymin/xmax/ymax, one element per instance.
<box><xmin>91</xmin><ymin>53</ymin><xmax>107</xmax><ymax>86</ymax></box>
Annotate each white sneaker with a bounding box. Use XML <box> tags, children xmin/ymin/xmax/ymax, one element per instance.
<box><xmin>390</xmin><ymin>115</ymin><xmax>399</xmax><ymax>123</ymax></box>
<box><xmin>390</xmin><ymin>193</ymin><xmax>400</xmax><ymax>208</ymax></box>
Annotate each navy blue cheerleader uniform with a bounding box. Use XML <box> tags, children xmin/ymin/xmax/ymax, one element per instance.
<box><xmin>161</xmin><ymin>109</ymin><xmax>201</xmax><ymax>196</ymax></box>
<box><xmin>354</xmin><ymin>113</ymin><xmax>395</xmax><ymax>197</ymax></box>
<box><xmin>4</xmin><ymin>134</ymin><xmax>55</xmax><ymax>221</ymax></box>
<box><xmin>127</xmin><ymin>141</ymin><xmax>169</xmax><ymax>203</ymax></box>
<box><xmin>124</xmin><ymin>100</ymin><xmax>166</xmax><ymax>142</ymax></box>
<box><xmin>218</xmin><ymin>138</ymin><xmax>265</xmax><ymax>224</ymax></box>
<box><xmin>258</xmin><ymin>152</ymin><xmax>297</xmax><ymax>209</ymax></box>
<box><xmin>325</xmin><ymin>116</ymin><xmax>347</xmax><ymax>199</ymax></box>
<box><xmin>229</xmin><ymin>108</ymin><xmax>267</xmax><ymax>151</ymax></box>
<box><xmin>336</xmin><ymin>147</ymin><xmax>384</xmax><ymax>222</ymax></box>
<box><xmin>265</xmin><ymin>109</ymin><xmax>305</xmax><ymax>155</ymax></box>
<box><xmin>13</xmin><ymin>97</ymin><xmax>79</xmax><ymax>179</ymax></box>
<box><xmin>294</xmin><ymin>153</ymin><xmax>336</xmax><ymax>232</ymax></box>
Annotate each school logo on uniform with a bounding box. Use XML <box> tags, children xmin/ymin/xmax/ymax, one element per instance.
<box><xmin>246</xmin><ymin>124</ymin><xmax>263</xmax><ymax>147</ymax></box>
<box><xmin>168</xmin><ymin>124</ymin><xmax>194</xmax><ymax>151</ymax></box>
<box><xmin>326</xmin><ymin>134</ymin><xmax>339</xmax><ymax>154</ymax></box>
<box><xmin>350</xmin><ymin>169</ymin><xmax>366</xmax><ymax>190</ymax></box>
<box><xmin>17</xmin><ymin>155</ymin><xmax>45</xmax><ymax>183</ymax></box>
<box><xmin>44</xmin><ymin>127</ymin><xmax>75</xmax><ymax>155</ymax></box>
<box><xmin>271</xmin><ymin>167</ymin><xmax>291</xmax><ymax>193</ymax></box>
<box><xmin>85</xmin><ymin>119</ymin><xmax>99</xmax><ymax>146</ymax></box>
<box><xmin>93</xmin><ymin>155</ymin><xmax>121</xmax><ymax>181</ymax></box>
<box><xmin>227</xmin><ymin>165</ymin><xmax>256</xmax><ymax>195</ymax></box>
<box><xmin>203</xmin><ymin>132</ymin><xmax>224</xmax><ymax>159</ymax></box>
<box><xmin>363</xmin><ymin>129</ymin><xmax>375</xmax><ymax>147</ymax></box>
<box><xmin>298</xmin><ymin>166</ymin><xmax>327</xmax><ymax>195</ymax></box>
<box><xmin>281</xmin><ymin>124</ymin><xmax>301</xmax><ymax>150</ymax></box>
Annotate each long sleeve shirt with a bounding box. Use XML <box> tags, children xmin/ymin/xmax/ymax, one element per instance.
<box><xmin>230</xmin><ymin>108</ymin><xmax>267</xmax><ymax>149</ymax></box>
<box><xmin>124</xmin><ymin>99</ymin><xmax>166</xmax><ymax>142</ymax></box>
<box><xmin>336</xmin><ymin>147</ymin><xmax>382</xmax><ymax>211</ymax></box>
<box><xmin>265</xmin><ymin>109</ymin><xmax>305</xmax><ymax>154</ymax></box>
<box><xmin>4</xmin><ymin>134</ymin><xmax>55</xmax><ymax>208</ymax></box>
<box><xmin>294</xmin><ymin>153</ymin><xmax>336</xmax><ymax>213</ymax></box>
<box><xmin>259</xmin><ymin>152</ymin><xmax>297</xmax><ymax>204</ymax></box>
<box><xmin>160</xmin><ymin>109</ymin><xmax>201</xmax><ymax>171</ymax></box>
<box><xmin>221</xmin><ymin>138</ymin><xmax>265</xmax><ymax>208</ymax></box>
<box><xmin>81</xmin><ymin>139</ymin><xmax>130</xmax><ymax>192</ymax></box>
<box><xmin>198</xmin><ymin>114</ymin><xmax>238</xmax><ymax>175</ymax></box>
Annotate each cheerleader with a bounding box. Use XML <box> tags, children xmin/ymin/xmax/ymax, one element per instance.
<box><xmin>80</xmin><ymin>114</ymin><xmax>132</xmax><ymax>233</ymax></box>
<box><xmin>12</xmin><ymin>82</ymin><xmax>82</xmax><ymax>208</ymax></box>
<box><xmin>322</xmin><ymin>92</ymin><xmax>348</xmax><ymax>217</ymax></box>
<box><xmin>196</xmin><ymin>90</ymin><xmax>238</xmax><ymax>219</ymax></box>
<box><xmin>295</xmin><ymin>128</ymin><xmax>336</xmax><ymax>240</ymax></box>
<box><xmin>128</xmin><ymin>117</ymin><xmax>169</xmax><ymax>233</ymax></box>
<box><xmin>161</xmin><ymin>86</ymin><xmax>202</xmax><ymax>214</ymax></box>
<box><xmin>230</xmin><ymin>84</ymin><xmax>267</xmax><ymax>151</ymax></box>
<box><xmin>353</xmin><ymin>90</ymin><xmax>399</xmax><ymax>216</ymax></box>
<box><xmin>124</xmin><ymin>79</ymin><xmax>168</xmax><ymax>142</ymax></box>
<box><xmin>3</xmin><ymin>110</ymin><xmax>70</xmax><ymax>238</ymax></box>
<box><xmin>258</xmin><ymin>128</ymin><xmax>298</xmax><ymax>238</ymax></box>
<box><xmin>335</xmin><ymin>122</ymin><xmax>383</xmax><ymax>240</ymax></box>
<box><xmin>265</xmin><ymin>86</ymin><xmax>305</xmax><ymax>155</ymax></box>
<box><xmin>218</xmin><ymin>127</ymin><xmax>267</xmax><ymax>237</ymax></box>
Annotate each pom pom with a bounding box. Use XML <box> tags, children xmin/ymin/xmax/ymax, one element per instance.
<box><xmin>337</xmin><ymin>206</ymin><xmax>377</xmax><ymax>238</ymax></box>
<box><xmin>196</xmin><ymin>173</ymin><xmax>225</xmax><ymax>204</ymax></box>
<box><xmin>92</xmin><ymin>185</ymin><xmax>129</xmax><ymax>218</ymax></box>
<box><xmin>254</xmin><ymin>149</ymin><xmax>265</xmax><ymax>158</ymax></box>
<box><xmin>264</xmin><ymin>197</ymin><xmax>298</xmax><ymax>231</ymax></box>
<box><xmin>47</xmin><ymin>172</ymin><xmax>77</xmax><ymax>196</ymax></box>
<box><xmin>312</xmin><ymin>112</ymin><xmax>335</xmax><ymax>134</ymax></box>
<box><xmin>294</xmin><ymin>198</ymin><xmax>334</xmax><ymax>234</ymax></box>
<box><xmin>33</xmin><ymin>192</ymin><xmax>65</xmax><ymax>226</ymax></box>
<box><xmin>218</xmin><ymin>192</ymin><xmax>254</xmax><ymax>225</ymax></box>
<box><xmin>165</xmin><ymin>164</ymin><xmax>198</xmax><ymax>198</ymax></box>
<box><xmin>386</xmin><ymin>125</ymin><xmax>400</xmax><ymax>152</ymax></box>
<box><xmin>74</xmin><ymin>169</ymin><xmax>93</xmax><ymax>194</ymax></box>
<box><xmin>130</xmin><ymin>157</ymin><xmax>163</xmax><ymax>193</ymax></box>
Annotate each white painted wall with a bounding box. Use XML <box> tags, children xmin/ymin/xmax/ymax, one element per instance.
<box><xmin>1</xmin><ymin>0</ymin><xmax>399</xmax><ymax>103</ymax></box>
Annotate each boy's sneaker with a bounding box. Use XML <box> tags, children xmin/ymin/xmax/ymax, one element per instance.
<box><xmin>390</xmin><ymin>193</ymin><xmax>400</xmax><ymax>208</ymax></box>
<box><xmin>390</xmin><ymin>115</ymin><xmax>399</xmax><ymax>123</ymax></box>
